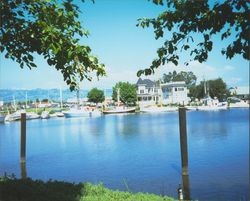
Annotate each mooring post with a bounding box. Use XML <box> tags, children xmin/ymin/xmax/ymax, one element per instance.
<box><xmin>20</xmin><ymin>113</ymin><xmax>26</xmax><ymax>164</ymax></box>
<box><xmin>178</xmin><ymin>107</ymin><xmax>188</xmax><ymax>176</ymax></box>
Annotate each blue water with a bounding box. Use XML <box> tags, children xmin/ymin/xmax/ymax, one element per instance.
<box><xmin>0</xmin><ymin>108</ymin><xmax>249</xmax><ymax>200</ymax></box>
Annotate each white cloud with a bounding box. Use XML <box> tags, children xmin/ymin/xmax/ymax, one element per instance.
<box><xmin>223</xmin><ymin>65</ymin><xmax>235</xmax><ymax>71</ymax></box>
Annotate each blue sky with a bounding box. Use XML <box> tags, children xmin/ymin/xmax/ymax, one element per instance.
<box><xmin>0</xmin><ymin>0</ymin><xmax>249</xmax><ymax>90</ymax></box>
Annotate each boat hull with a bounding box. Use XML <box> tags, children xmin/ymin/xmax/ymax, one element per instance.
<box><xmin>103</xmin><ymin>107</ymin><xmax>136</xmax><ymax>114</ymax></box>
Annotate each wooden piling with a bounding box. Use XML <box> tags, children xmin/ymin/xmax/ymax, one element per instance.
<box><xmin>178</xmin><ymin>107</ymin><xmax>188</xmax><ymax>176</ymax></box>
<box><xmin>20</xmin><ymin>113</ymin><xmax>26</xmax><ymax>163</ymax></box>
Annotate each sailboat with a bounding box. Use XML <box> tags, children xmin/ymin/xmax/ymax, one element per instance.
<box><xmin>103</xmin><ymin>88</ymin><xmax>136</xmax><ymax>114</ymax></box>
<box><xmin>197</xmin><ymin>80</ymin><xmax>227</xmax><ymax>111</ymax></box>
<box><xmin>63</xmin><ymin>88</ymin><xmax>101</xmax><ymax>118</ymax></box>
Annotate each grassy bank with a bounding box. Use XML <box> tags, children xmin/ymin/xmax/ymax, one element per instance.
<box><xmin>0</xmin><ymin>177</ymin><xmax>176</xmax><ymax>201</ymax></box>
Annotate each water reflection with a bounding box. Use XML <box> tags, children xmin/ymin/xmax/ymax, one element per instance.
<box><xmin>20</xmin><ymin>162</ymin><xmax>27</xmax><ymax>179</ymax></box>
<box><xmin>182</xmin><ymin>174</ymin><xmax>191</xmax><ymax>200</ymax></box>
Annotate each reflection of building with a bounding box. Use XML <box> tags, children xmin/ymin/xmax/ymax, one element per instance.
<box><xmin>161</xmin><ymin>81</ymin><xmax>190</xmax><ymax>105</ymax></box>
<box><xmin>136</xmin><ymin>78</ymin><xmax>190</xmax><ymax>106</ymax></box>
<box><xmin>136</xmin><ymin>78</ymin><xmax>161</xmax><ymax>107</ymax></box>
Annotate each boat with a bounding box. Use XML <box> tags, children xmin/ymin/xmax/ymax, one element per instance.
<box><xmin>63</xmin><ymin>107</ymin><xmax>90</xmax><ymax>118</ymax></box>
<box><xmin>41</xmin><ymin>111</ymin><xmax>50</xmax><ymax>119</ymax></box>
<box><xmin>103</xmin><ymin>88</ymin><xmax>136</xmax><ymax>114</ymax></box>
<box><xmin>228</xmin><ymin>97</ymin><xmax>249</xmax><ymax>108</ymax></box>
<box><xmin>103</xmin><ymin>106</ymin><xmax>136</xmax><ymax>114</ymax></box>
<box><xmin>197</xmin><ymin>80</ymin><xmax>228</xmax><ymax>111</ymax></box>
<box><xmin>26</xmin><ymin>112</ymin><xmax>40</xmax><ymax>120</ymax></box>
<box><xmin>5</xmin><ymin>110</ymin><xmax>25</xmax><ymax>122</ymax></box>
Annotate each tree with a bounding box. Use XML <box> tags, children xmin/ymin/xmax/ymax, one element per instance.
<box><xmin>87</xmin><ymin>88</ymin><xmax>105</xmax><ymax>104</ymax></box>
<box><xmin>137</xmin><ymin>0</ymin><xmax>249</xmax><ymax>76</ymax></box>
<box><xmin>162</xmin><ymin>71</ymin><xmax>197</xmax><ymax>87</ymax></box>
<box><xmin>189</xmin><ymin>78</ymin><xmax>229</xmax><ymax>101</ymax></box>
<box><xmin>112</xmin><ymin>82</ymin><xmax>137</xmax><ymax>106</ymax></box>
<box><xmin>1</xmin><ymin>0</ymin><xmax>105</xmax><ymax>90</ymax></box>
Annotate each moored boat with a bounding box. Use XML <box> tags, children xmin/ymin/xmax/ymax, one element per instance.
<box><xmin>103</xmin><ymin>106</ymin><xmax>136</xmax><ymax>114</ymax></box>
<box><xmin>41</xmin><ymin>111</ymin><xmax>50</xmax><ymax>119</ymax></box>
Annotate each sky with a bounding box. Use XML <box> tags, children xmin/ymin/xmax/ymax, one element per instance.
<box><xmin>0</xmin><ymin>0</ymin><xmax>249</xmax><ymax>90</ymax></box>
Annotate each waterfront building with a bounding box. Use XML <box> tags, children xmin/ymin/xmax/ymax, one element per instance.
<box><xmin>136</xmin><ymin>78</ymin><xmax>190</xmax><ymax>107</ymax></box>
<box><xmin>161</xmin><ymin>81</ymin><xmax>190</xmax><ymax>105</ymax></box>
<box><xmin>229</xmin><ymin>86</ymin><xmax>250</xmax><ymax>101</ymax></box>
<box><xmin>136</xmin><ymin>78</ymin><xmax>161</xmax><ymax>107</ymax></box>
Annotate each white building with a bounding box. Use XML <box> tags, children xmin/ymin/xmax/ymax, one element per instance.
<box><xmin>136</xmin><ymin>78</ymin><xmax>161</xmax><ymax>107</ymax></box>
<box><xmin>136</xmin><ymin>78</ymin><xmax>190</xmax><ymax>106</ymax></box>
<box><xmin>161</xmin><ymin>81</ymin><xmax>190</xmax><ymax>105</ymax></box>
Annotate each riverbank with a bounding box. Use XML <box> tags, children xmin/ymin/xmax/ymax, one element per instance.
<box><xmin>0</xmin><ymin>177</ymin><xmax>175</xmax><ymax>201</ymax></box>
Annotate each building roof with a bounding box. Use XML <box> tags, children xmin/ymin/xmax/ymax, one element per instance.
<box><xmin>136</xmin><ymin>78</ymin><xmax>156</xmax><ymax>87</ymax></box>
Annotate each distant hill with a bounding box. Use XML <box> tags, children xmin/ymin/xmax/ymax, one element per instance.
<box><xmin>0</xmin><ymin>89</ymin><xmax>112</xmax><ymax>103</ymax></box>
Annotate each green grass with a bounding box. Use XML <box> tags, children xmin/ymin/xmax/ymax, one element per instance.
<box><xmin>0</xmin><ymin>177</ymin><xmax>176</xmax><ymax>201</ymax></box>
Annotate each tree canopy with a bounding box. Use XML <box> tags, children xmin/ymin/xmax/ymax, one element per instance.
<box><xmin>189</xmin><ymin>78</ymin><xmax>229</xmax><ymax>101</ymax></box>
<box><xmin>162</xmin><ymin>71</ymin><xmax>197</xmax><ymax>87</ymax></box>
<box><xmin>0</xmin><ymin>0</ymin><xmax>105</xmax><ymax>90</ymax></box>
<box><xmin>112</xmin><ymin>82</ymin><xmax>137</xmax><ymax>106</ymax></box>
<box><xmin>137</xmin><ymin>0</ymin><xmax>249</xmax><ymax>76</ymax></box>
<box><xmin>87</xmin><ymin>88</ymin><xmax>105</xmax><ymax>104</ymax></box>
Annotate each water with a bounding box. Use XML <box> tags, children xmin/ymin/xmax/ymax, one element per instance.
<box><xmin>0</xmin><ymin>108</ymin><xmax>249</xmax><ymax>200</ymax></box>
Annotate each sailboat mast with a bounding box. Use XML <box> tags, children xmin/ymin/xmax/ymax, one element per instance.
<box><xmin>25</xmin><ymin>91</ymin><xmax>28</xmax><ymax>109</ymax></box>
<box><xmin>204</xmin><ymin>79</ymin><xmax>207</xmax><ymax>96</ymax></box>
<box><xmin>60</xmin><ymin>88</ymin><xmax>63</xmax><ymax>109</ymax></box>
<box><xmin>117</xmin><ymin>88</ymin><xmax>120</xmax><ymax>107</ymax></box>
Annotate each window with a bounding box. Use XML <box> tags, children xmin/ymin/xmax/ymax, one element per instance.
<box><xmin>175</xmin><ymin>88</ymin><xmax>177</xmax><ymax>91</ymax></box>
<box><xmin>178</xmin><ymin>88</ymin><xmax>184</xmax><ymax>91</ymax></box>
<box><xmin>140</xmin><ymin>90</ymin><xmax>144</xmax><ymax>94</ymax></box>
<box><xmin>148</xmin><ymin>97</ymin><xmax>152</xmax><ymax>101</ymax></box>
<box><xmin>138</xmin><ymin>97</ymin><xmax>142</xmax><ymax>101</ymax></box>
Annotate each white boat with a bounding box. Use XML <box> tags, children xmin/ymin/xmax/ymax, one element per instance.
<box><xmin>103</xmin><ymin>106</ymin><xmax>136</xmax><ymax>114</ymax></box>
<box><xmin>26</xmin><ymin>112</ymin><xmax>40</xmax><ymax>120</ymax></box>
<box><xmin>140</xmin><ymin>106</ymin><xmax>177</xmax><ymax>113</ymax></box>
<box><xmin>197</xmin><ymin>80</ymin><xmax>228</xmax><ymax>111</ymax></box>
<box><xmin>228</xmin><ymin>97</ymin><xmax>249</xmax><ymax>108</ymax></box>
<box><xmin>41</xmin><ymin>111</ymin><xmax>50</xmax><ymax>119</ymax></box>
<box><xmin>5</xmin><ymin>110</ymin><xmax>25</xmax><ymax>122</ymax></box>
<box><xmin>63</xmin><ymin>107</ymin><xmax>101</xmax><ymax>118</ymax></box>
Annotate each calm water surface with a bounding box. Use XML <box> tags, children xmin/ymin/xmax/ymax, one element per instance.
<box><xmin>0</xmin><ymin>108</ymin><xmax>249</xmax><ymax>200</ymax></box>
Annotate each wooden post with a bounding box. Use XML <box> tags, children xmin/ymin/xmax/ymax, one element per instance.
<box><xmin>178</xmin><ymin>107</ymin><xmax>188</xmax><ymax>175</ymax></box>
<box><xmin>20</xmin><ymin>113</ymin><xmax>26</xmax><ymax>163</ymax></box>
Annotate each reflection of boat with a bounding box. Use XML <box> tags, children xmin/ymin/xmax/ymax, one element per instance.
<box><xmin>103</xmin><ymin>106</ymin><xmax>136</xmax><ymax>114</ymax></box>
<box><xmin>41</xmin><ymin>111</ymin><xmax>50</xmax><ymax>119</ymax></box>
<box><xmin>140</xmin><ymin>105</ymin><xmax>177</xmax><ymax>113</ymax></box>
<box><xmin>0</xmin><ymin>114</ymin><xmax>6</xmax><ymax>123</ymax></box>
<box><xmin>228</xmin><ymin>97</ymin><xmax>249</xmax><ymax>108</ymax></box>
